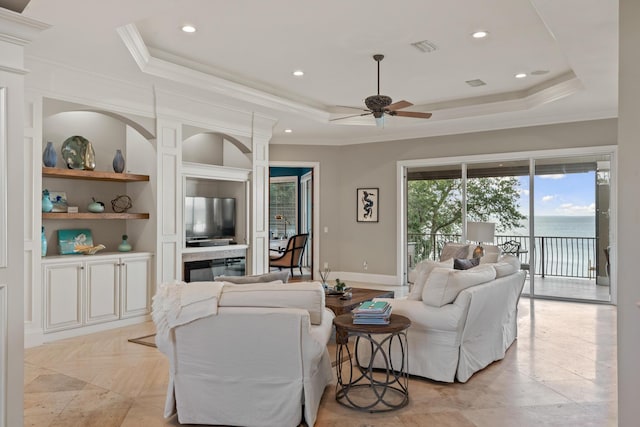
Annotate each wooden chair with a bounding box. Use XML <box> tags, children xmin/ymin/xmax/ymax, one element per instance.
<box><xmin>269</xmin><ymin>233</ymin><xmax>309</xmax><ymax>276</ymax></box>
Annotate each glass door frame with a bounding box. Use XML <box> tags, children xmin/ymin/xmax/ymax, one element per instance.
<box><xmin>397</xmin><ymin>146</ymin><xmax>618</xmax><ymax>304</ymax></box>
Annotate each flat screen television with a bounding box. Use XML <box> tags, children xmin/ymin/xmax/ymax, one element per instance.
<box><xmin>185</xmin><ymin>196</ymin><xmax>236</xmax><ymax>241</ymax></box>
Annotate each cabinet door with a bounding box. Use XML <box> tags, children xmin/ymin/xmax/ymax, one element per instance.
<box><xmin>120</xmin><ymin>255</ymin><xmax>151</xmax><ymax>318</ymax></box>
<box><xmin>85</xmin><ymin>259</ymin><xmax>120</xmax><ymax>324</ymax></box>
<box><xmin>43</xmin><ymin>262</ymin><xmax>83</xmax><ymax>332</ymax></box>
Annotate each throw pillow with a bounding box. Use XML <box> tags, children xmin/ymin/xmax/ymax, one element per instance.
<box><xmin>453</xmin><ymin>257</ymin><xmax>480</xmax><ymax>270</ymax></box>
<box><xmin>498</xmin><ymin>254</ymin><xmax>521</xmax><ymax>271</ymax></box>
<box><xmin>493</xmin><ymin>262</ymin><xmax>518</xmax><ymax>278</ymax></box>
<box><xmin>407</xmin><ymin>259</ymin><xmax>453</xmax><ymax>300</ymax></box>
<box><xmin>422</xmin><ymin>264</ymin><xmax>496</xmax><ymax>307</ymax></box>
<box><xmin>439</xmin><ymin>243</ymin><xmax>470</xmax><ymax>262</ymax></box>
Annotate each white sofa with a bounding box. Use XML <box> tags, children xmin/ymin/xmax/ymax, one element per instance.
<box><xmin>153</xmin><ymin>281</ymin><xmax>334</xmax><ymax>427</ymax></box>
<box><xmin>367</xmin><ymin>244</ymin><xmax>526</xmax><ymax>383</ymax></box>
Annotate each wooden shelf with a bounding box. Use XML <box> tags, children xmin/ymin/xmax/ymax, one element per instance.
<box><xmin>42</xmin><ymin>167</ymin><xmax>149</xmax><ymax>182</ymax></box>
<box><xmin>42</xmin><ymin>212</ymin><xmax>149</xmax><ymax>220</ymax></box>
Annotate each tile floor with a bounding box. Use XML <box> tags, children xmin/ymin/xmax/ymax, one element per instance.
<box><xmin>24</xmin><ymin>298</ymin><xmax>617</xmax><ymax>426</ymax></box>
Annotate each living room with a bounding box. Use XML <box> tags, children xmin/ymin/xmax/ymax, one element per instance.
<box><xmin>1</xmin><ymin>1</ymin><xmax>639</xmax><ymax>426</ymax></box>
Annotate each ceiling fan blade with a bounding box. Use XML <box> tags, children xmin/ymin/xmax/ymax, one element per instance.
<box><xmin>393</xmin><ymin>111</ymin><xmax>433</xmax><ymax>119</ymax></box>
<box><xmin>335</xmin><ymin>105</ymin><xmax>370</xmax><ymax>112</ymax></box>
<box><xmin>387</xmin><ymin>100</ymin><xmax>413</xmax><ymax>110</ymax></box>
<box><xmin>329</xmin><ymin>112</ymin><xmax>373</xmax><ymax>121</ymax></box>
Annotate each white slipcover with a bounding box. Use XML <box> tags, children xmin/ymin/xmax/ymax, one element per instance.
<box><xmin>364</xmin><ymin>269</ymin><xmax>526</xmax><ymax>383</ymax></box>
<box><xmin>153</xmin><ymin>281</ymin><xmax>334</xmax><ymax>427</ymax></box>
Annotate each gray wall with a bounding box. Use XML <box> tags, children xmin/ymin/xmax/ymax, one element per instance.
<box><xmin>270</xmin><ymin>118</ymin><xmax>617</xmax><ymax>276</ymax></box>
<box><xmin>618</xmin><ymin>0</ymin><xmax>640</xmax><ymax>424</ymax></box>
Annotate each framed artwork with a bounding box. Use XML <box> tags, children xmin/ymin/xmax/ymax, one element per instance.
<box><xmin>49</xmin><ymin>191</ymin><xmax>68</xmax><ymax>213</ymax></box>
<box><xmin>57</xmin><ymin>229</ymin><xmax>93</xmax><ymax>255</ymax></box>
<box><xmin>356</xmin><ymin>188</ymin><xmax>379</xmax><ymax>222</ymax></box>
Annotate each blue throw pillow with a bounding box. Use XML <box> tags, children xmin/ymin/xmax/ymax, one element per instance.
<box><xmin>453</xmin><ymin>258</ymin><xmax>480</xmax><ymax>270</ymax></box>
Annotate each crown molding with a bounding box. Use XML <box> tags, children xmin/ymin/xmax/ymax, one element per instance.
<box><xmin>117</xmin><ymin>23</ymin><xmax>329</xmax><ymax>123</ymax></box>
<box><xmin>0</xmin><ymin>8</ymin><xmax>49</xmax><ymax>42</ymax></box>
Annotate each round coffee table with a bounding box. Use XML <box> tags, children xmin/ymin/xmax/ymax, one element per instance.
<box><xmin>333</xmin><ymin>313</ymin><xmax>411</xmax><ymax>412</ymax></box>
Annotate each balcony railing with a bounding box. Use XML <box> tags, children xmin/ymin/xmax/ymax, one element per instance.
<box><xmin>408</xmin><ymin>233</ymin><xmax>599</xmax><ymax>279</ymax></box>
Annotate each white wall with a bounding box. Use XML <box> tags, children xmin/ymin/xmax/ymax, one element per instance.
<box><xmin>617</xmin><ymin>1</ymin><xmax>640</xmax><ymax>424</ymax></box>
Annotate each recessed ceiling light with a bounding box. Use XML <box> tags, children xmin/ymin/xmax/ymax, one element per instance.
<box><xmin>515</xmin><ymin>73</ymin><xmax>527</xmax><ymax>79</ymax></box>
<box><xmin>182</xmin><ymin>25</ymin><xmax>196</xmax><ymax>33</ymax></box>
<box><xmin>292</xmin><ymin>70</ymin><xmax>304</xmax><ymax>77</ymax></box>
<box><xmin>472</xmin><ymin>30</ymin><xmax>488</xmax><ymax>39</ymax></box>
<box><xmin>284</xmin><ymin>129</ymin><xmax>293</xmax><ymax>133</ymax></box>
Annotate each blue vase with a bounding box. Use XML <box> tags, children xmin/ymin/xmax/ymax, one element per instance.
<box><xmin>42</xmin><ymin>190</ymin><xmax>53</xmax><ymax>213</ymax></box>
<box><xmin>42</xmin><ymin>141</ymin><xmax>57</xmax><ymax>167</ymax></box>
<box><xmin>112</xmin><ymin>149</ymin><xmax>125</xmax><ymax>173</ymax></box>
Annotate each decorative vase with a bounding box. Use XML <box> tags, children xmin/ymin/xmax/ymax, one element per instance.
<box><xmin>87</xmin><ymin>198</ymin><xmax>105</xmax><ymax>213</ymax></box>
<box><xmin>41</xmin><ymin>226</ymin><xmax>47</xmax><ymax>257</ymax></box>
<box><xmin>118</xmin><ymin>235</ymin><xmax>132</xmax><ymax>252</ymax></box>
<box><xmin>42</xmin><ymin>189</ymin><xmax>53</xmax><ymax>213</ymax></box>
<box><xmin>42</xmin><ymin>141</ymin><xmax>57</xmax><ymax>167</ymax></box>
<box><xmin>112</xmin><ymin>149</ymin><xmax>125</xmax><ymax>173</ymax></box>
<box><xmin>83</xmin><ymin>140</ymin><xmax>96</xmax><ymax>170</ymax></box>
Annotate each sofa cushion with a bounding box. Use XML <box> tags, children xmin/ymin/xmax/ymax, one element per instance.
<box><xmin>439</xmin><ymin>243</ymin><xmax>470</xmax><ymax>262</ymax></box>
<box><xmin>422</xmin><ymin>265</ymin><xmax>497</xmax><ymax>307</ymax></box>
<box><xmin>216</xmin><ymin>270</ymin><xmax>290</xmax><ymax>284</ymax></box>
<box><xmin>498</xmin><ymin>254</ymin><xmax>521</xmax><ymax>270</ymax></box>
<box><xmin>408</xmin><ymin>259</ymin><xmax>453</xmax><ymax>300</ymax></box>
<box><xmin>218</xmin><ymin>281</ymin><xmax>325</xmax><ymax>324</ymax></box>
<box><xmin>479</xmin><ymin>245</ymin><xmax>500</xmax><ymax>264</ymax></box>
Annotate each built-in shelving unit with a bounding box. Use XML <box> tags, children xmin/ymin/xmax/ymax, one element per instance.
<box><xmin>42</xmin><ymin>167</ymin><xmax>149</xmax><ymax>182</ymax></box>
<box><xmin>42</xmin><ymin>212</ymin><xmax>149</xmax><ymax>220</ymax></box>
<box><xmin>42</xmin><ymin>167</ymin><xmax>151</xmax><ymax>220</ymax></box>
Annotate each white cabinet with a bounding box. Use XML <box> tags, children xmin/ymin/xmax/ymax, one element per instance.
<box><xmin>120</xmin><ymin>255</ymin><xmax>152</xmax><ymax>318</ymax></box>
<box><xmin>42</xmin><ymin>253</ymin><xmax>152</xmax><ymax>333</ymax></box>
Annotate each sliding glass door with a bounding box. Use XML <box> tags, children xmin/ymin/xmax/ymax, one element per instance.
<box><xmin>403</xmin><ymin>149</ymin><xmax>614</xmax><ymax>303</ymax></box>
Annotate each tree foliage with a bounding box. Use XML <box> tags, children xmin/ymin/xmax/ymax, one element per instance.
<box><xmin>408</xmin><ymin>177</ymin><xmax>526</xmax><ymax>260</ymax></box>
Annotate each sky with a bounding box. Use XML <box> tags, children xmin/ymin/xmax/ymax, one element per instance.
<box><xmin>517</xmin><ymin>171</ymin><xmax>597</xmax><ymax>216</ymax></box>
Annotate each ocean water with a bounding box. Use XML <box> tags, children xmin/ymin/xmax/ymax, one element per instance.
<box><xmin>506</xmin><ymin>216</ymin><xmax>595</xmax><ymax>238</ymax></box>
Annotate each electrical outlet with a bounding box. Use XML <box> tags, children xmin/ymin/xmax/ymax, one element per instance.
<box><xmin>363</xmin><ymin>261</ymin><xmax>368</xmax><ymax>270</ymax></box>
<box><xmin>323</xmin><ymin>262</ymin><xmax>329</xmax><ymax>269</ymax></box>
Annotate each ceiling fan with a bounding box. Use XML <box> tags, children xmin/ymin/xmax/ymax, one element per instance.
<box><xmin>331</xmin><ymin>54</ymin><xmax>432</xmax><ymax>126</ymax></box>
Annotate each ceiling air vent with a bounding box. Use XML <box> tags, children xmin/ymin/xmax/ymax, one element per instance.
<box><xmin>465</xmin><ymin>79</ymin><xmax>486</xmax><ymax>87</ymax></box>
<box><xmin>411</xmin><ymin>40</ymin><xmax>438</xmax><ymax>53</ymax></box>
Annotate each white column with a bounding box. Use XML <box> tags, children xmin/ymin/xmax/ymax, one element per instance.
<box><xmin>250</xmin><ymin>114</ymin><xmax>274</xmax><ymax>274</ymax></box>
<box><xmin>156</xmin><ymin>119</ymin><xmax>182</xmax><ymax>283</ymax></box>
<box><xmin>0</xmin><ymin>9</ymin><xmax>48</xmax><ymax>427</ymax></box>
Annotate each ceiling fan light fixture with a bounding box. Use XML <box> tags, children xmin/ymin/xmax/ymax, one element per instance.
<box><xmin>374</xmin><ymin>116</ymin><xmax>385</xmax><ymax>128</ymax></box>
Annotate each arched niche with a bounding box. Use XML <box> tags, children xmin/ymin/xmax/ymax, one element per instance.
<box><xmin>182</xmin><ymin>125</ymin><xmax>252</xmax><ymax>169</ymax></box>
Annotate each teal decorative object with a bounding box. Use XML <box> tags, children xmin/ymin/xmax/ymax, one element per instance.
<box><xmin>87</xmin><ymin>198</ymin><xmax>105</xmax><ymax>213</ymax></box>
<box><xmin>57</xmin><ymin>229</ymin><xmax>93</xmax><ymax>255</ymax></box>
<box><xmin>112</xmin><ymin>149</ymin><xmax>125</xmax><ymax>173</ymax></box>
<box><xmin>118</xmin><ymin>234</ymin><xmax>132</xmax><ymax>252</ymax></box>
<box><xmin>43</xmin><ymin>141</ymin><xmax>57</xmax><ymax>167</ymax></box>
<box><xmin>42</xmin><ymin>189</ymin><xmax>53</xmax><ymax>212</ymax></box>
<box><xmin>41</xmin><ymin>226</ymin><xmax>47</xmax><ymax>257</ymax></box>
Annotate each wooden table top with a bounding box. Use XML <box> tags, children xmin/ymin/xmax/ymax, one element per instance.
<box><xmin>333</xmin><ymin>313</ymin><xmax>411</xmax><ymax>335</ymax></box>
<box><xmin>324</xmin><ymin>287</ymin><xmax>394</xmax><ymax>316</ymax></box>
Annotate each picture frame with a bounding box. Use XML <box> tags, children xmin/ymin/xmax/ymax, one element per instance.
<box><xmin>49</xmin><ymin>191</ymin><xmax>68</xmax><ymax>213</ymax></box>
<box><xmin>356</xmin><ymin>188</ymin><xmax>379</xmax><ymax>222</ymax></box>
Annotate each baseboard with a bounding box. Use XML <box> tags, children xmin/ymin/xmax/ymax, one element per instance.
<box><xmin>41</xmin><ymin>315</ymin><xmax>150</xmax><ymax>344</ymax></box>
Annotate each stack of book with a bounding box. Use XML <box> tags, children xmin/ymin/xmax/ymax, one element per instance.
<box><xmin>352</xmin><ymin>300</ymin><xmax>392</xmax><ymax>325</ymax></box>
